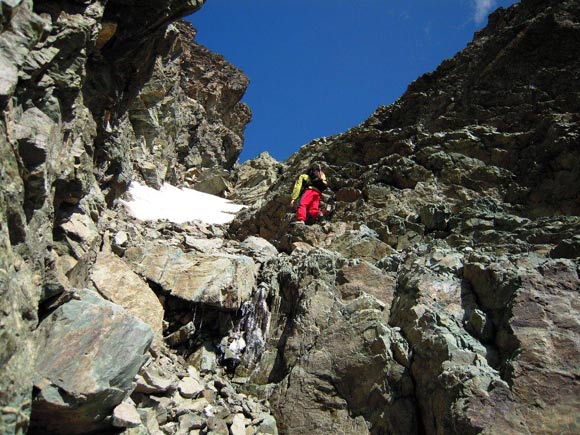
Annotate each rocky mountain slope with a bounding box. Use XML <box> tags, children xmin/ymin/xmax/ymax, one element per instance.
<box><xmin>232</xmin><ymin>1</ymin><xmax>580</xmax><ymax>433</ymax></box>
<box><xmin>232</xmin><ymin>0</ymin><xmax>580</xmax><ymax>433</ymax></box>
<box><xmin>0</xmin><ymin>0</ymin><xmax>579</xmax><ymax>434</ymax></box>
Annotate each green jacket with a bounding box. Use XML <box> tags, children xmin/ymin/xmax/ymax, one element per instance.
<box><xmin>291</xmin><ymin>174</ymin><xmax>311</xmax><ymax>201</ymax></box>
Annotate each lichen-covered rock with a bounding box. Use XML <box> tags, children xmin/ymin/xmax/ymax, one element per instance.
<box><xmin>241</xmin><ymin>251</ymin><xmax>418</xmax><ymax>435</ymax></box>
<box><xmin>463</xmin><ymin>255</ymin><xmax>580</xmax><ymax>434</ymax></box>
<box><xmin>112</xmin><ymin>399</ymin><xmax>142</xmax><ymax>429</ymax></box>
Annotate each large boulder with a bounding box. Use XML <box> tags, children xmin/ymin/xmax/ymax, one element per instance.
<box><xmin>463</xmin><ymin>255</ymin><xmax>580</xmax><ymax>434</ymax></box>
<box><xmin>390</xmin><ymin>260</ymin><xmax>506</xmax><ymax>434</ymax></box>
<box><xmin>91</xmin><ymin>250</ymin><xmax>165</xmax><ymax>338</ymax></box>
<box><xmin>125</xmin><ymin>243</ymin><xmax>258</xmax><ymax>310</ymax></box>
<box><xmin>30</xmin><ymin>289</ymin><xmax>153</xmax><ymax>434</ymax></box>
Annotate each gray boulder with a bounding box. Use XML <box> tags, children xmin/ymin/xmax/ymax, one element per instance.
<box><xmin>125</xmin><ymin>243</ymin><xmax>258</xmax><ymax>310</ymax></box>
<box><xmin>30</xmin><ymin>289</ymin><xmax>153</xmax><ymax>434</ymax></box>
<box><xmin>91</xmin><ymin>250</ymin><xmax>165</xmax><ymax>339</ymax></box>
<box><xmin>246</xmin><ymin>251</ymin><xmax>417</xmax><ymax>435</ymax></box>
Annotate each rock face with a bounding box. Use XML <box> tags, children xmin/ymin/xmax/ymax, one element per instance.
<box><xmin>0</xmin><ymin>0</ymin><xmax>252</xmax><ymax>432</ymax></box>
<box><xmin>245</xmin><ymin>251</ymin><xmax>416</xmax><ymax>435</ymax></box>
<box><xmin>1</xmin><ymin>0</ymin><xmax>579</xmax><ymax>434</ymax></box>
<box><xmin>229</xmin><ymin>0</ymin><xmax>580</xmax><ymax>434</ymax></box>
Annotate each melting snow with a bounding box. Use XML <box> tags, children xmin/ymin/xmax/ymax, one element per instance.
<box><xmin>121</xmin><ymin>182</ymin><xmax>245</xmax><ymax>225</ymax></box>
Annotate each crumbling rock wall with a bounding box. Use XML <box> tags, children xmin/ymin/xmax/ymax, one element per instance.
<box><xmin>366</xmin><ymin>0</ymin><xmax>580</xmax><ymax>216</ymax></box>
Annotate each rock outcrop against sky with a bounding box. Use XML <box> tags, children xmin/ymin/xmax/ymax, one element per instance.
<box><xmin>0</xmin><ymin>0</ymin><xmax>579</xmax><ymax>434</ymax></box>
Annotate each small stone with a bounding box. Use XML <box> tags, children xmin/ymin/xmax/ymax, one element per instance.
<box><xmin>291</xmin><ymin>241</ymin><xmax>314</xmax><ymax>254</ymax></box>
<box><xmin>230</xmin><ymin>413</ymin><xmax>248</xmax><ymax>435</ymax></box>
<box><xmin>135</xmin><ymin>370</ymin><xmax>176</xmax><ymax>394</ymax></box>
<box><xmin>466</xmin><ymin>309</ymin><xmax>494</xmax><ymax>343</ymax></box>
<box><xmin>178</xmin><ymin>412</ymin><xmax>205</xmax><ymax>431</ymax></box>
<box><xmin>200</xmin><ymin>343</ymin><xmax>218</xmax><ymax>373</ymax></box>
<box><xmin>114</xmin><ymin>230</ymin><xmax>129</xmax><ymax>246</ymax></box>
<box><xmin>203</xmin><ymin>388</ymin><xmax>217</xmax><ymax>403</ymax></box>
<box><xmin>187</xmin><ymin>397</ymin><xmax>210</xmax><ymax>414</ymax></box>
<box><xmin>160</xmin><ymin>421</ymin><xmax>177</xmax><ymax>435</ymax></box>
<box><xmin>207</xmin><ymin>416</ymin><xmax>229</xmax><ymax>434</ymax></box>
<box><xmin>178</xmin><ymin>376</ymin><xmax>203</xmax><ymax>399</ymax></box>
<box><xmin>166</xmin><ymin>322</ymin><xmax>196</xmax><ymax>346</ymax></box>
<box><xmin>112</xmin><ymin>400</ymin><xmax>142</xmax><ymax>428</ymax></box>
<box><xmin>255</xmin><ymin>413</ymin><xmax>277</xmax><ymax>435</ymax></box>
<box><xmin>241</xmin><ymin>236</ymin><xmax>278</xmax><ymax>257</ymax></box>
<box><xmin>174</xmin><ymin>396</ymin><xmax>199</xmax><ymax>416</ymax></box>
<box><xmin>187</xmin><ymin>365</ymin><xmax>201</xmax><ymax>381</ymax></box>
<box><xmin>218</xmin><ymin>383</ymin><xmax>238</xmax><ymax>401</ymax></box>
<box><xmin>138</xmin><ymin>407</ymin><xmax>162</xmax><ymax>433</ymax></box>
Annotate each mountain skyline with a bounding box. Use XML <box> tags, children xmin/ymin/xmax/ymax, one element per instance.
<box><xmin>189</xmin><ymin>0</ymin><xmax>520</xmax><ymax>162</ymax></box>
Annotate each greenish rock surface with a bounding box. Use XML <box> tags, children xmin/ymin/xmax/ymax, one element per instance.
<box><xmin>31</xmin><ymin>289</ymin><xmax>153</xmax><ymax>434</ymax></box>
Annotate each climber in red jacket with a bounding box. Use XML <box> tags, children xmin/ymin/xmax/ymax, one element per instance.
<box><xmin>290</xmin><ymin>165</ymin><xmax>328</xmax><ymax>224</ymax></box>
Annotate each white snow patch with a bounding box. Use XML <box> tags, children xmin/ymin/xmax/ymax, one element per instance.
<box><xmin>121</xmin><ymin>182</ymin><xmax>245</xmax><ymax>225</ymax></box>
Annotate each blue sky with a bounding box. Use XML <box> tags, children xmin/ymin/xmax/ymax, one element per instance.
<box><xmin>188</xmin><ymin>0</ymin><xmax>519</xmax><ymax>163</ymax></box>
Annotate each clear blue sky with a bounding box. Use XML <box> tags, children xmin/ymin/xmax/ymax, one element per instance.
<box><xmin>188</xmin><ymin>0</ymin><xmax>519</xmax><ymax>163</ymax></box>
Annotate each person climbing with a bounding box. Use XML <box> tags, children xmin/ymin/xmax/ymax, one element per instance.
<box><xmin>290</xmin><ymin>165</ymin><xmax>328</xmax><ymax>224</ymax></box>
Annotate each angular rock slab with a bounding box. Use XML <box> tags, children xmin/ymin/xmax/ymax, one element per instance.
<box><xmin>125</xmin><ymin>244</ymin><xmax>258</xmax><ymax>310</ymax></box>
<box><xmin>255</xmin><ymin>252</ymin><xmax>416</xmax><ymax>434</ymax></box>
<box><xmin>269</xmin><ymin>303</ymin><xmax>417</xmax><ymax>435</ymax></box>
<box><xmin>60</xmin><ymin>212</ymin><xmax>99</xmax><ymax>258</ymax></box>
<box><xmin>31</xmin><ymin>289</ymin><xmax>153</xmax><ymax>434</ymax></box>
<box><xmin>91</xmin><ymin>251</ymin><xmax>164</xmax><ymax>338</ymax></box>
